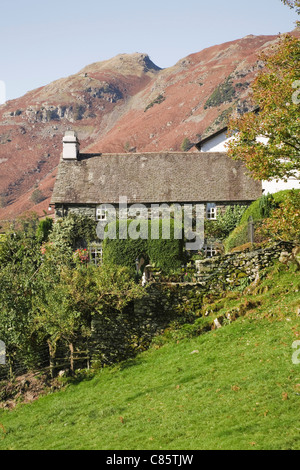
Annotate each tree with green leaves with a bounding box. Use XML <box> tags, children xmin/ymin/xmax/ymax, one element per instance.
<box><xmin>33</xmin><ymin>258</ymin><xmax>145</xmax><ymax>375</ymax></box>
<box><xmin>281</xmin><ymin>0</ymin><xmax>300</xmax><ymax>22</ymax></box>
<box><xmin>227</xmin><ymin>35</ymin><xmax>300</xmax><ymax>182</ymax></box>
<box><xmin>257</xmin><ymin>190</ymin><xmax>300</xmax><ymax>244</ymax></box>
<box><xmin>0</xmin><ymin>215</ymin><xmax>43</xmax><ymax>375</ymax></box>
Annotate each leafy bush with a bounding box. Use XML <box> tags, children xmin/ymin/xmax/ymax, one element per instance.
<box><xmin>36</xmin><ymin>217</ymin><xmax>53</xmax><ymax>243</ymax></box>
<box><xmin>0</xmin><ymin>213</ymin><xmax>146</xmax><ymax>377</ymax></box>
<box><xmin>49</xmin><ymin>213</ymin><xmax>97</xmax><ymax>250</ymax></box>
<box><xmin>147</xmin><ymin>219</ymin><xmax>184</xmax><ymax>273</ymax></box>
<box><xmin>205</xmin><ymin>205</ymin><xmax>247</xmax><ymax>240</ymax></box>
<box><xmin>239</xmin><ymin>199</ymin><xmax>263</xmax><ymax>225</ymax></box>
<box><xmin>257</xmin><ymin>190</ymin><xmax>300</xmax><ymax>243</ymax></box>
<box><xmin>224</xmin><ymin>222</ymin><xmax>249</xmax><ymax>253</ymax></box>
<box><xmin>103</xmin><ymin>220</ymin><xmax>148</xmax><ymax>275</ymax></box>
<box><xmin>103</xmin><ymin>219</ymin><xmax>184</xmax><ymax>275</ymax></box>
<box><xmin>258</xmin><ymin>193</ymin><xmax>276</xmax><ymax>218</ymax></box>
<box><xmin>225</xmin><ymin>190</ymin><xmax>300</xmax><ymax>251</ymax></box>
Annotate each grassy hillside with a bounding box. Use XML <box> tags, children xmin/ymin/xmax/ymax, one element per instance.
<box><xmin>0</xmin><ymin>262</ymin><xmax>299</xmax><ymax>450</ymax></box>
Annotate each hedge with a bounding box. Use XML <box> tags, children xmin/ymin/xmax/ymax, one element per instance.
<box><xmin>224</xmin><ymin>222</ymin><xmax>249</xmax><ymax>253</ymax></box>
<box><xmin>102</xmin><ymin>219</ymin><xmax>184</xmax><ymax>274</ymax></box>
<box><xmin>102</xmin><ymin>220</ymin><xmax>148</xmax><ymax>274</ymax></box>
<box><xmin>147</xmin><ymin>219</ymin><xmax>184</xmax><ymax>273</ymax></box>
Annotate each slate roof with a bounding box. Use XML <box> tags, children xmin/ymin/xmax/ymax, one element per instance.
<box><xmin>51</xmin><ymin>152</ymin><xmax>262</xmax><ymax>205</ymax></box>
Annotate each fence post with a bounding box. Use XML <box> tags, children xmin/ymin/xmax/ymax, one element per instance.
<box><xmin>248</xmin><ymin>216</ymin><xmax>254</xmax><ymax>244</ymax></box>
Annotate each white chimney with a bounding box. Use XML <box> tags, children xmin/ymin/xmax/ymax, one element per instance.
<box><xmin>63</xmin><ymin>130</ymin><xmax>80</xmax><ymax>160</ymax></box>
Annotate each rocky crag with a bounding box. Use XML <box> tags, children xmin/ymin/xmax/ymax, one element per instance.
<box><xmin>0</xmin><ymin>32</ymin><xmax>296</xmax><ymax>221</ymax></box>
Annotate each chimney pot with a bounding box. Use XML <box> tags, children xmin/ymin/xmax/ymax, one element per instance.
<box><xmin>63</xmin><ymin>130</ymin><xmax>80</xmax><ymax>160</ymax></box>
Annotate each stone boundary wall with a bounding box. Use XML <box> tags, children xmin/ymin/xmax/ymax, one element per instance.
<box><xmin>134</xmin><ymin>241</ymin><xmax>296</xmax><ymax>318</ymax></box>
<box><xmin>91</xmin><ymin>241</ymin><xmax>296</xmax><ymax>364</ymax></box>
<box><xmin>194</xmin><ymin>240</ymin><xmax>295</xmax><ymax>289</ymax></box>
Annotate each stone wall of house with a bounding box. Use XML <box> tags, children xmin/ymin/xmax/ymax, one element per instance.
<box><xmin>55</xmin><ymin>200</ymin><xmax>253</xmax><ymax>222</ymax></box>
<box><xmin>55</xmin><ymin>204</ymin><xmax>96</xmax><ymax>219</ymax></box>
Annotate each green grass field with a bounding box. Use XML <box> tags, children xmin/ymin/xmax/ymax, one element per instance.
<box><xmin>0</xmin><ymin>263</ymin><xmax>299</xmax><ymax>450</ymax></box>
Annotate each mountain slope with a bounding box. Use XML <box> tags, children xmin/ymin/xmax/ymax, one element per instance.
<box><xmin>0</xmin><ymin>32</ymin><xmax>295</xmax><ymax>221</ymax></box>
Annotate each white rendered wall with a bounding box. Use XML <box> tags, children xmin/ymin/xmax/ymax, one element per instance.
<box><xmin>200</xmin><ymin>131</ymin><xmax>234</xmax><ymax>152</ymax></box>
<box><xmin>262</xmin><ymin>177</ymin><xmax>300</xmax><ymax>194</ymax></box>
<box><xmin>200</xmin><ymin>133</ymin><xmax>299</xmax><ymax>195</ymax></box>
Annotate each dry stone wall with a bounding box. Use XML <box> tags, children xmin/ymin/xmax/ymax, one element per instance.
<box><xmin>134</xmin><ymin>241</ymin><xmax>295</xmax><ymax>317</ymax></box>
<box><xmin>91</xmin><ymin>241</ymin><xmax>295</xmax><ymax>365</ymax></box>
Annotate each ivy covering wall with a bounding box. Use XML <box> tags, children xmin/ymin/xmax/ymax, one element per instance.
<box><xmin>102</xmin><ymin>219</ymin><xmax>184</xmax><ymax>274</ymax></box>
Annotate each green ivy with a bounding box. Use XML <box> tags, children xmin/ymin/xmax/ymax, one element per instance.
<box><xmin>103</xmin><ymin>219</ymin><xmax>184</xmax><ymax>275</ymax></box>
<box><xmin>49</xmin><ymin>213</ymin><xmax>97</xmax><ymax>250</ymax></box>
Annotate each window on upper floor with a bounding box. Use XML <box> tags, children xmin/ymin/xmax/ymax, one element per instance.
<box><xmin>96</xmin><ymin>205</ymin><xmax>107</xmax><ymax>221</ymax></box>
<box><xmin>206</xmin><ymin>203</ymin><xmax>217</xmax><ymax>220</ymax></box>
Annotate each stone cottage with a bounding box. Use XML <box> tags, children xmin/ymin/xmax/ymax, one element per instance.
<box><xmin>50</xmin><ymin>131</ymin><xmax>262</xmax><ymax>259</ymax></box>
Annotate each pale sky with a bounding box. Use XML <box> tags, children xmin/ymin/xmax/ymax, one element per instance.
<box><xmin>0</xmin><ymin>0</ymin><xmax>298</xmax><ymax>101</ymax></box>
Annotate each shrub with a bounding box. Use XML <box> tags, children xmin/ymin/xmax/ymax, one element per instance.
<box><xmin>49</xmin><ymin>213</ymin><xmax>97</xmax><ymax>251</ymax></box>
<box><xmin>259</xmin><ymin>193</ymin><xmax>276</xmax><ymax>218</ymax></box>
<box><xmin>204</xmin><ymin>205</ymin><xmax>247</xmax><ymax>240</ymax></box>
<box><xmin>224</xmin><ymin>190</ymin><xmax>300</xmax><ymax>251</ymax></box>
<box><xmin>257</xmin><ymin>190</ymin><xmax>300</xmax><ymax>243</ymax></box>
<box><xmin>103</xmin><ymin>219</ymin><xmax>184</xmax><ymax>275</ymax></box>
<box><xmin>240</xmin><ymin>189</ymin><xmax>300</xmax><ymax>225</ymax></box>
<box><xmin>147</xmin><ymin>219</ymin><xmax>184</xmax><ymax>273</ymax></box>
<box><xmin>103</xmin><ymin>220</ymin><xmax>149</xmax><ymax>275</ymax></box>
<box><xmin>239</xmin><ymin>199</ymin><xmax>262</xmax><ymax>225</ymax></box>
<box><xmin>36</xmin><ymin>217</ymin><xmax>53</xmax><ymax>243</ymax></box>
<box><xmin>224</xmin><ymin>222</ymin><xmax>249</xmax><ymax>253</ymax></box>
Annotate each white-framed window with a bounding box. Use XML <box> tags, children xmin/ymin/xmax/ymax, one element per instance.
<box><xmin>89</xmin><ymin>243</ymin><xmax>103</xmax><ymax>265</ymax></box>
<box><xmin>96</xmin><ymin>205</ymin><xmax>107</xmax><ymax>221</ymax></box>
<box><xmin>206</xmin><ymin>203</ymin><xmax>217</xmax><ymax>220</ymax></box>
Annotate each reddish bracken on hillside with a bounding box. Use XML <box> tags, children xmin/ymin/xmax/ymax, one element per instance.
<box><xmin>0</xmin><ymin>31</ymin><xmax>297</xmax><ymax>222</ymax></box>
